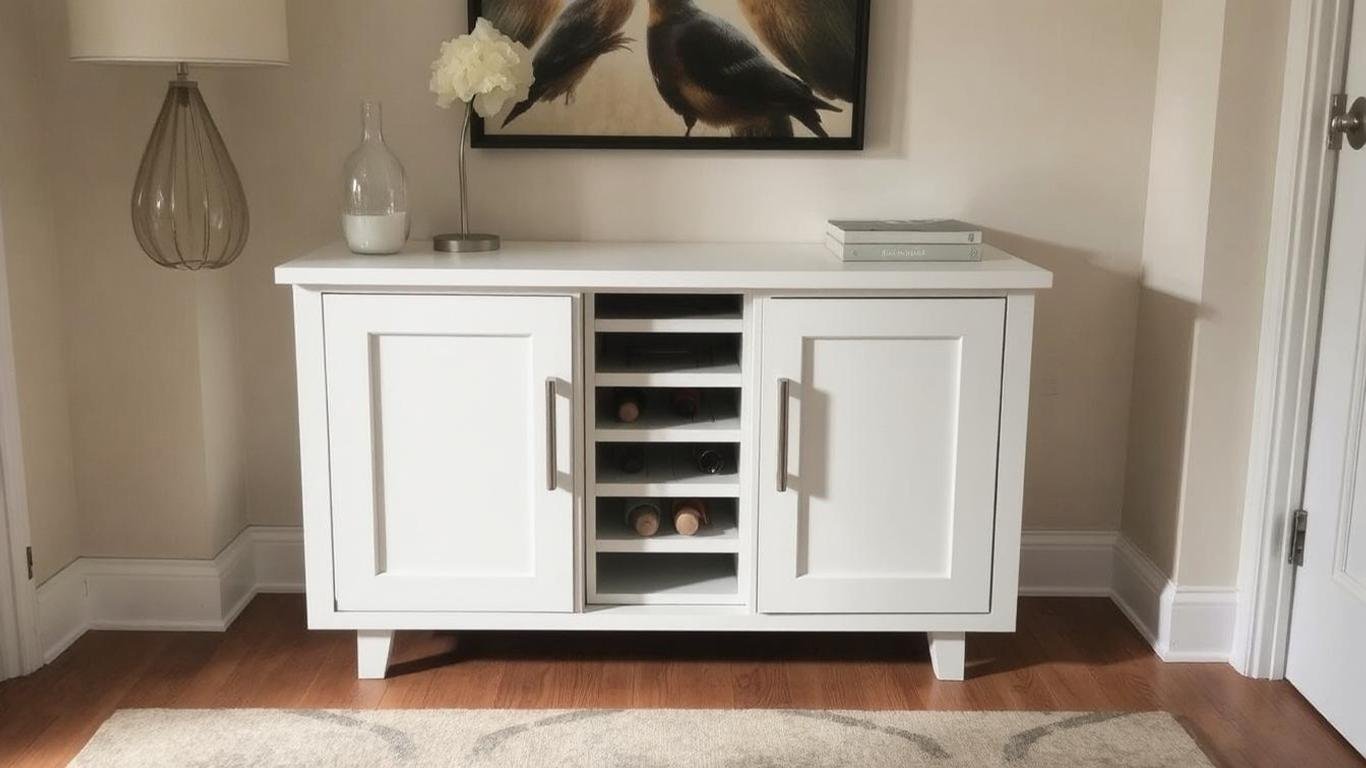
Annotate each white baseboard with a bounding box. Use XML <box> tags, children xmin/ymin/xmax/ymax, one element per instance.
<box><xmin>32</xmin><ymin>526</ymin><xmax>1236</xmax><ymax>667</ymax></box>
<box><xmin>35</xmin><ymin>526</ymin><xmax>304</xmax><ymax>663</ymax></box>
<box><xmin>1159</xmin><ymin>586</ymin><xmax>1239</xmax><ymax>662</ymax></box>
<box><xmin>35</xmin><ymin>562</ymin><xmax>87</xmax><ymax>664</ymax></box>
<box><xmin>1111</xmin><ymin>535</ymin><xmax>1238</xmax><ymax>662</ymax></box>
<box><xmin>1018</xmin><ymin>530</ymin><xmax>1117</xmax><ymax>596</ymax></box>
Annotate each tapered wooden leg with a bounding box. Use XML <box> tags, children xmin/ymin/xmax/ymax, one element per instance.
<box><xmin>928</xmin><ymin>632</ymin><xmax>966</xmax><ymax>681</ymax></box>
<box><xmin>357</xmin><ymin>630</ymin><xmax>394</xmax><ymax>680</ymax></box>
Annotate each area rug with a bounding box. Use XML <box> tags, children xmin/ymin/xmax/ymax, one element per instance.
<box><xmin>71</xmin><ymin>709</ymin><xmax>1213</xmax><ymax>767</ymax></box>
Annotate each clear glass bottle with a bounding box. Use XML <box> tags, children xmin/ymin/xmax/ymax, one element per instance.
<box><xmin>341</xmin><ymin>101</ymin><xmax>410</xmax><ymax>255</ymax></box>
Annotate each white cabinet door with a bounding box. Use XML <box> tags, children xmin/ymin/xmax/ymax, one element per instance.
<box><xmin>758</xmin><ymin>298</ymin><xmax>1005</xmax><ymax>614</ymax></box>
<box><xmin>324</xmin><ymin>294</ymin><xmax>575</xmax><ymax>613</ymax></box>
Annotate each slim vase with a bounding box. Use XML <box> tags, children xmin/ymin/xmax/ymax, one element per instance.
<box><xmin>434</xmin><ymin>103</ymin><xmax>500</xmax><ymax>253</ymax></box>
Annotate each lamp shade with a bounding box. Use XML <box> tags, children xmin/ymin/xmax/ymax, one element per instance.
<box><xmin>67</xmin><ymin>0</ymin><xmax>289</xmax><ymax>66</ymax></box>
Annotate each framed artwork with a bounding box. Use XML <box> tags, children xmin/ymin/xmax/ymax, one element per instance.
<box><xmin>469</xmin><ymin>0</ymin><xmax>870</xmax><ymax>150</ymax></box>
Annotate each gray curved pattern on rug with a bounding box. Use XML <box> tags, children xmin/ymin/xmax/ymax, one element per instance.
<box><xmin>70</xmin><ymin>709</ymin><xmax>1214</xmax><ymax>767</ymax></box>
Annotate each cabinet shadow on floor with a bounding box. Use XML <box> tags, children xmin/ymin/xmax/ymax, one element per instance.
<box><xmin>382</xmin><ymin>598</ymin><xmax>1154</xmax><ymax>680</ymax></box>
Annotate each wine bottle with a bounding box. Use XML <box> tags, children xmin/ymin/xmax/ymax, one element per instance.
<box><xmin>670</xmin><ymin>388</ymin><xmax>702</xmax><ymax>419</ymax></box>
<box><xmin>693</xmin><ymin>446</ymin><xmax>725</xmax><ymax>475</ymax></box>
<box><xmin>672</xmin><ymin>499</ymin><xmax>709</xmax><ymax>536</ymax></box>
<box><xmin>625</xmin><ymin>499</ymin><xmax>662</xmax><ymax>537</ymax></box>
<box><xmin>613</xmin><ymin>388</ymin><xmax>646</xmax><ymax>423</ymax></box>
<box><xmin>616</xmin><ymin>445</ymin><xmax>646</xmax><ymax>475</ymax></box>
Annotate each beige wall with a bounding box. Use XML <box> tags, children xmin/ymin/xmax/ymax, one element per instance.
<box><xmin>0</xmin><ymin>0</ymin><xmax>81</xmax><ymax>583</ymax></box>
<box><xmin>1174</xmin><ymin>0</ymin><xmax>1288</xmax><ymax>586</ymax></box>
<box><xmin>17</xmin><ymin>0</ymin><xmax>239</xmax><ymax>562</ymax></box>
<box><xmin>1121</xmin><ymin>0</ymin><xmax>1287</xmax><ymax>585</ymax></box>
<box><xmin>1122</xmin><ymin>0</ymin><xmax>1226</xmax><ymax>578</ymax></box>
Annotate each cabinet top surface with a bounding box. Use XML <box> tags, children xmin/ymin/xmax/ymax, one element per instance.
<box><xmin>275</xmin><ymin>241</ymin><xmax>1052</xmax><ymax>291</ymax></box>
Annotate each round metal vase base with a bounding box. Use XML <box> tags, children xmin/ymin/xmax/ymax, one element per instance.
<box><xmin>434</xmin><ymin>233</ymin><xmax>501</xmax><ymax>253</ymax></box>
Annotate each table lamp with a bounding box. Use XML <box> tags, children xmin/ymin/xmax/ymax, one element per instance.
<box><xmin>67</xmin><ymin>0</ymin><xmax>289</xmax><ymax>270</ymax></box>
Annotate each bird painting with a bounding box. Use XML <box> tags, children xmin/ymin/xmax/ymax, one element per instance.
<box><xmin>738</xmin><ymin>0</ymin><xmax>860</xmax><ymax>103</ymax></box>
<box><xmin>468</xmin><ymin>0</ymin><xmax>868</xmax><ymax>148</ymax></box>
<box><xmin>481</xmin><ymin>0</ymin><xmax>565</xmax><ymax>49</ymax></box>
<box><xmin>501</xmin><ymin>0</ymin><xmax>636</xmax><ymax>127</ymax></box>
<box><xmin>646</xmin><ymin>0</ymin><xmax>839</xmax><ymax>137</ymax></box>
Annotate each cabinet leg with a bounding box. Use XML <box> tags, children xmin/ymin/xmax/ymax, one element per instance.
<box><xmin>928</xmin><ymin>632</ymin><xmax>966</xmax><ymax>681</ymax></box>
<box><xmin>357</xmin><ymin>630</ymin><xmax>394</xmax><ymax>680</ymax></box>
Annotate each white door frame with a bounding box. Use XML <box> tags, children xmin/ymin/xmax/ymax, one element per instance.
<box><xmin>0</xmin><ymin>191</ymin><xmax>42</xmax><ymax>680</ymax></box>
<box><xmin>1233</xmin><ymin>0</ymin><xmax>1354</xmax><ymax>678</ymax></box>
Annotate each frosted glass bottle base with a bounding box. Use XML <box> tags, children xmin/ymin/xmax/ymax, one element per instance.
<box><xmin>343</xmin><ymin>213</ymin><xmax>408</xmax><ymax>255</ymax></box>
<box><xmin>434</xmin><ymin>233</ymin><xmax>501</xmax><ymax>253</ymax></box>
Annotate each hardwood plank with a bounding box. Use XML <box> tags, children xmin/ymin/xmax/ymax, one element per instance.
<box><xmin>0</xmin><ymin>595</ymin><xmax>1359</xmax><ymax>767</ymax></box>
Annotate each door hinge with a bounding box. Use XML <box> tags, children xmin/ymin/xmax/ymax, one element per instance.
<box><xmin>1329</xmin><ymin>94</ymin><xmax>1366</xmax><ymax>151</ymax></box>
<box><xmin>25</xmin><ymin>546</ymin><xmax>33</xmax><ymax>580</ymax></box>
<box><xmin>1288</xmin><ymin>509</ymin><xmax>1309</xmax><ymax>567</ymax></box>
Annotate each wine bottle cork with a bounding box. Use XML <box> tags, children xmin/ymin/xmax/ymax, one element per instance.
<box><xmin>614</xmin><ymin>389</ymin><xmax>644</xmax><ymax>423</ymax></box>
<box><xmin>672</xmin><ymin>499</ymin><xmax>709</xmax><ymax>536</ymax></box>
<box><xmin>625</xmin><ymin>500</ymin><xmax>661</xmax><ymax>537</ymax></box>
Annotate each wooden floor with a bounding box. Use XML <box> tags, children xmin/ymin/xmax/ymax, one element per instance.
<box><xmin>0</xmin><ymin>595</ymin><xmax>1359</xmax><ymax>767</ymax></box>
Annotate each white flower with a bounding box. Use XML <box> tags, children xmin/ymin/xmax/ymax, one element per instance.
<box><xmin>429</xmin><ymin>18</ymin><xmax>535</xmax><ymax>119</ymax></box>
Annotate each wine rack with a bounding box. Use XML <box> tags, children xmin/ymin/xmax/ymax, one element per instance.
<box><xmin>587</xmin><ymin>294</ymin><xmax>748</xmax><ymax>606</ymax></box>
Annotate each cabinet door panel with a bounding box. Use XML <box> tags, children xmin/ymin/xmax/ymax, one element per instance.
<box><xmin>759</xmin><ymin>298</ymin><xmax>1004</xmax><ymax>614</ymax></box>
<box><xmin>324</xmin><ymin>294</ymin><xmax>574</xmax><ymax>613</ymax></box>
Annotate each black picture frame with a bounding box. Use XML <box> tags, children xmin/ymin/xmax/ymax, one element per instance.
<box><xmin>468</xmin><ymin>0</ymin><xmax>870</xmax><ymax>150</ymax></box>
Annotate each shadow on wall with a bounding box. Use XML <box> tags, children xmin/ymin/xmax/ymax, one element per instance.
<box><xmin>1121</xmin><ymin>287</ymin><xmax>1198</xmax><ymax>578</ymax></box>
<box><xmin>984</xmin><ymin>230</ymin><xmax>1143</xmax><ymax>533</ymax></box>
<box><xmin>857</xmin><ymin>0</ymin><xmax>912</xmax><ymax>159</ymax></box>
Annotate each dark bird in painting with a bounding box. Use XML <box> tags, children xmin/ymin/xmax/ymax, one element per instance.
<box><xmin>732</xmin><ymin>114</ymin><xmax>794</xmax><ymax>138</ymax></box>
<box><xmin>646</xmin><ymin>0</ymin><xmax>839</xmax><ymax>137</ymax></box>
<box><xmin>738</xmin><ymin>0</ymin><xmax>859</xmax><ymax>103</ymax></box>
<box><xmin>481</xmin><ymin>0</ymin><xmax>565</xmax><ymax>49</ymax></box>
<box><xmin>502</xmin><ymin>0</ymin><xmax>635</xmax><ymax>127</ymax></box>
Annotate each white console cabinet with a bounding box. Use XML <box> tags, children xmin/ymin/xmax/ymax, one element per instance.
<box><xmin>277</xmin><ymin>241</ymin><xmax>1051</xmax><ymax>682</ymax></box>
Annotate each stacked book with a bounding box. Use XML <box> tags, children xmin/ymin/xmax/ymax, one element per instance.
<box><xmin>825</xmin><ymin>219</ymin><xmax>983</xmax><ymax>262</ymax></box>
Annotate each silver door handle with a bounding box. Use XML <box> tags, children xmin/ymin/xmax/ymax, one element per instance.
<box><xmin>545</xmin><ymin>378</ymin><xmax>557</xmax><ymax>491</ymax></box>
<box><xmin>1330</xmin><ymin>94</ymin><xmax>1366</xmax><ymax>151</ymax></box>
<box><xmin>777</xmin><ymin>378</ymin><xmax>791</xmax><ymax>492</ymax></box>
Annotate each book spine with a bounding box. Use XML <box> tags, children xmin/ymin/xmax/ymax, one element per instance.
<box><xmin>825</xmin><ymin>236</ymin><xmax>983</xmax><ymax>262</ymax></box>
<box><xmin>826</xmin><ymin>228</ymin><xmax>983</xmax><ymax>245</ymax></box>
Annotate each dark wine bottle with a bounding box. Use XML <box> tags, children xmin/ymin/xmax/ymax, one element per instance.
<box><xmin>693</xmin><ymin>446</ymin><xmax>726</xmax><ymax>475</ymax></box>
<box><xmin>613</xmin><ymin>388</ymin><xmax>646</xmax><ymax>423</ymax></box>
<box><xmin>616</xmin><ymin>445</ymin><xmax>646</xmax><ymax>475</ymax></box>
<box><xmin>670</xmin><ymin>388</ymin><xmax>702</xmax><ymax>419</ymax></box>
<box><xmin>671</xmin><ymin>499</ymin><xmax>709</xmax><ymax>536</ymax></box>
<box><xmin>625</xmin><ymin>499</ymin><xmax>662</xmax><ymax>537</ymax></box>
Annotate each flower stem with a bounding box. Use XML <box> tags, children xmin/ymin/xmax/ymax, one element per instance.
<box><xmin>459</xmin><ymin>102</ymin><xmax>473</xmax><ymax>236</ymax></box>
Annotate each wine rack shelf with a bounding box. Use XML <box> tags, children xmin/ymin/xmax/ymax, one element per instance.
<box><xmin>595</xmin><ymin>316</ymin><xmax>743</xmax><ymax>334</ymax></box>
<box><xmin>593</xmin><ymin>389</ymin><xmax>741</xmax><ymax>443</ymax></box>
<box><xmin>594</xmin><ymin>294</ymin><xmax>743</xmax><ymax>334</ymax></box>
<box><xmin>594</xmin><ymin>332</ymin><xmax>743</xmax><ymax>387</ymax></box>
<box><xmin>594</xmin><ymin>360</ymin><xmax>742</xmax><ymax>388</ymax></box>
<box><xmin>595</xmin><ymin>444</ymin><xmax>740</xmax><ymax>497</ymax></box>
<box><xmin>594</xmin><ymin>554</ymin><xmax>740</xmax><ymax>605</ymax></box>
<box><xmin>595</xmin><ymin>500</ymin><xmax>740</xmax><ymax>554</ymax></box>
<box><xmin>587</xmin><ymin>293</ymin><xmax>748</xmax><ymax>606</ymax></box>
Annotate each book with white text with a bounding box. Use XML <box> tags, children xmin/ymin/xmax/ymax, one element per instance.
<box><xmin>825</xmin><ymin>235</ymin><xmax>983</xmax><ymax>262</ymax></box>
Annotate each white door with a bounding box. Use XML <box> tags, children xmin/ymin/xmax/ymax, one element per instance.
<box><xmin>1286</xmin><ymin>9</ymin><xmax>1366</xmax><ymax>755</ymax></box>
<box><xmin>324</xmin><ymin>293</ymin><xmax>575</xmax><ymax>613</ymax></box>
<box><xmin>757</xmin><ymin>298</ymin><xmax>1005</xmax><ymax>613</ymax></box>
